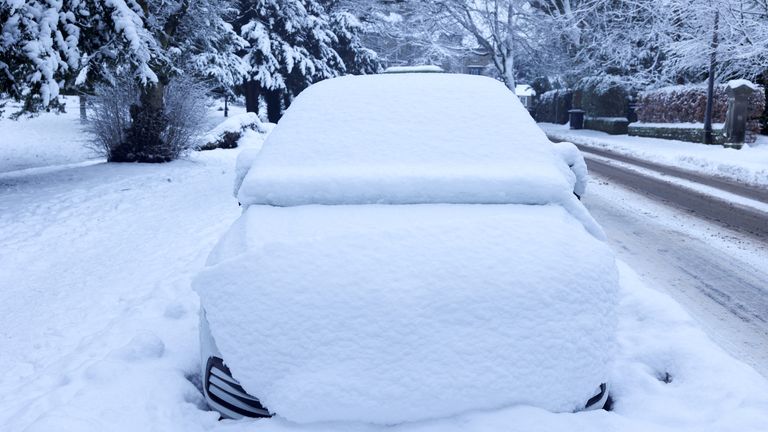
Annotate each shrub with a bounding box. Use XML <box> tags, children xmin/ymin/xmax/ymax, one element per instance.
<box><xmin>199</xmin><ymin>112</ymin><xmax>265</xmax><ymax>151</ymax></box>
<box><xmin>88</xmin><ymin>77</ymin><xmax>209</xmax><ymax>162</ymax></box>
<box><xmin>534</xmin><ymin>89</ymin><xmax>572</xmax><ymax>124</ymax></box>
<box><xmin>583</xmin><ymin>117</ymin><xmax>630</xmax><ymax>135</ymax></box>
<box><xmin>576</xmin><ymin>81</ymin><xmax>630</xmax><ymax>118</ymax></box>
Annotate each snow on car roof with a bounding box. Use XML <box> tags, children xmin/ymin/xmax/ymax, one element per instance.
<box><xmin>195</xmin><ymin>204</ymin><xmax>619</xmax><ymax>424</ymax></box>
<box><xmin>238</xmin><ymin>74</ymin><xmax>576</xmax><ymax>207</ymax></box>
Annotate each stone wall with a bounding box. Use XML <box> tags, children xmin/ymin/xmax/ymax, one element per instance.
<box><xmin>628</xmin><ymin>124</ymin><xmax>728</xmax><ymax>145</ymax></box>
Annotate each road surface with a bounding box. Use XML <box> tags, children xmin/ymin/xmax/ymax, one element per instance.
<box><xmin>581</xmin><ymin>151</ymin><xmax>768</xmax><ymax>378</ymax></box>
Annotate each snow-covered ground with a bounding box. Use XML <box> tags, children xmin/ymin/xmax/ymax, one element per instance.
<box><xmin>540</xmin><ymin>123</ymin><xmax>768</xmax><ymax>187</ymax></box>
<box><xmin>0</xmin><ymin>97</ymin><xmax>100</xmax><ymax>173</ymax></box>
<box><xmin>1</xmin><ymin>110</ymin><xmax>768</xmax><ymax>431</ymax></box>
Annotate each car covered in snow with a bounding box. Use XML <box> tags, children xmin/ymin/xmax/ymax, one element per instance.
<box><xmin>193</xmin><ymin>73</ymin><xmax>618</xmax><ymax>424</ymax></box>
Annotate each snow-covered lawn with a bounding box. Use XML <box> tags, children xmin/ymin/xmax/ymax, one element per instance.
<box><xmin>540</xmin><ymin>123</ymin><xmax>768</xmax><ymax>187</ymax></box>
<box><xmin>1</xmin><ymin>111</ymin><xmax>767</xmax><ymax>431</ymax></box>
<box><xmin>0</xmin><ymin>97</ymin><xmax>100</xmax><ymax>173</ymax></box>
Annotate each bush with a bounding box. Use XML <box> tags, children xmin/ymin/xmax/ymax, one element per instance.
<box><xmin>534</xmin><ymin>89</ymin><xmax>572</xmax><ymax>124</ymax></box>
<box><xmin>635</xmin><ymin>84</ymin><xmax>765</xmax><ymax>141</ymax></box>
<box><xmin>584</xmin><ymin>117</ymin><xmax>630</xmax><ymax>135</ymax></box>
<box><xmin>199</xmin><ymin>112</ymin><xmax>265</xmax><ymax>151</ymax></box>
<box><xmin>576</xmin><ymin>79</ymin><xmax>630</xmax><ymax>118</ymax></box>
<box><xmin>88</xmin><ymin>77</ymin><xmax>209</xmax><ymax>162</ymax></box>
<box><xmin>637</xmin><ymin>85</ymin><xmax>765</xmax><ymax>123</ymax></box>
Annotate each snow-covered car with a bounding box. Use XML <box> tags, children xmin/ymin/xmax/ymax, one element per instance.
<box><xmin>193</xmin><ymin>73</ymin><xmax>619</xmax><ymax>424</ymax></box>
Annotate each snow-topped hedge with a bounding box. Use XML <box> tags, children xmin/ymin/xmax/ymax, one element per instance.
<box><xmin>199</xmin><ymin>113</ymin><xmax>266</xmax><ymax>151</ymax></box>
<box><xmin>535</xmin><ymin>89</ymin><xmax>572</xmax><ymax>124</ymax></box>
<box><xmin>636</xmin><ymin>83</ymin><xmax>765</xmax><ymax>141</ymax></box>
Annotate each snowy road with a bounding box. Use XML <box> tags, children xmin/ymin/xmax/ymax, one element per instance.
<box><xmin>584</xmin><ymin>171</ymin><xmax>768</xmax><ymax>378</ymax></box>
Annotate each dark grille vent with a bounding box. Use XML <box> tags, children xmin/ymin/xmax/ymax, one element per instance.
<box><xmin>205</xmin><ymin>357</ymin><xmax>271</xmax><ymax>419</ymax></box>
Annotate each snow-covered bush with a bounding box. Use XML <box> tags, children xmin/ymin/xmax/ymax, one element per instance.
<box><xmin>535</xmin><ymin>89</ymin><xmax>572</xmax><ymax>124</ymax></box>
<box><xmin>576</xmin><ymin>78</ymin><xmax>631</xmax><ymax>118</ymax></box>
<box><xmin>88</xmin><ymin>77</ymin><xmax>208</xmax><ymax>162</ymax></box>
<box><xmin>199</xmin><ymin>113</ymin><xmax>265</xmax><ymax>151</ymax></box>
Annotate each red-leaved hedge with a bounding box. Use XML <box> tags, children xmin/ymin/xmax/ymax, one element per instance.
<box><xmin>636</xmin><ymin>84</ymin><xmax>765</xmax><ymax>141</ymax></box>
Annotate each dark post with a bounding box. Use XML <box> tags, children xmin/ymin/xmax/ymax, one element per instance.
<box><xmin>224</xmin><ymin>95</ymin><xmax>229</xmax><ymax>118</ymax></box>
<box><xmin>244</xmin><ymin>80</ymin><xmax>260</xmax><ymax>113</ymax></box>
<box><xmin>703</xmin><ymin>10</ymin><xmax>719</xmax><ymax>145</ymax></box>
<box><xmin>79</xmin><ymin>95</ymin><xmax>87</xmax><ymax>122</ymax></box>
<box><xmin>265</xmin><ymin>89</ymin><xmax>283</xmax><ymax>123</ymax></box>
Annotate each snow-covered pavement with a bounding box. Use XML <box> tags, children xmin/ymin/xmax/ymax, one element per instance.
<box><xmin>2</xmin><ymin>112</ymin><xmax>768</xmax><ymax>431</ymax></box>
<box><xmin>540</xmin><ymin>122</ymin><xmax>768</xmax><ymax>187</ymax></box>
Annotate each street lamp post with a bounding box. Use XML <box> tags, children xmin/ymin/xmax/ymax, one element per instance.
<box><xmin>703</xmin><ymin>9</ymin><xmax>719</xmax><ymax>145</ymax></box>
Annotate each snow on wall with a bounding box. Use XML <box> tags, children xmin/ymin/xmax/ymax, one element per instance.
<box><xmin>195</xmin><ymin>204</ymin><xmax>619</xmax><ymax>424</ymax></box>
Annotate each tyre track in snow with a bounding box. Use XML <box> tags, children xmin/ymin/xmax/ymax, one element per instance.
<box><xmin>582</xmin><ymin>154</ymin><xmax>768</xmax><ymax>242</ymax></box>
<box><xmin>575</xmin><ymin>144</ymin><xmax>768</xmax><ymax>204</ymax></box>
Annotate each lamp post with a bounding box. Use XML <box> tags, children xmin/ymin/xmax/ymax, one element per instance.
<box><xmin>703</xmin><ymin>9</ymin><xmax>719</xmax><ymax>145</ymax></box>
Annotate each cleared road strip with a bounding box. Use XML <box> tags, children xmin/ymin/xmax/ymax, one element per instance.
<box><xmin>581</xmin><ymin>150</ymin><xmax>768</xmax><ymax>242</ymax></box>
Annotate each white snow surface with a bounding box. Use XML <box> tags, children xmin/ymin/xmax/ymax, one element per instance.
<box><xmin>631</xmin><ymin>122</ymin><xmax>725</xmax><ymax>129</ymax></box>
<box><xmin>383</xmin><ymin>65</ymin><xmax>444</xmax><ymax>73</ymax></box>
<box><xmin>0</xmin><ymin>97</ymin><xmax>100</xmax><ymax>173</ymax></box>
<box><xmin>3</xmin><ymin>97</ymin><xmax>768</xmax><ymax>432</ymax></box>
<box><xmin>238</xmin><ymin>74</ymin><xmax>604</xmax><ymax>238</ymax></box>
<box><xmin>727</xmin><ymin>79</ymin><xmax>757</xmax><ymax>90</ymax></box>
<box><xmin>540</xmin><ymin>123</ymin><xmax>768</xmax><ymax>186</ymax></box>
<box><xmin>552</xmin><ymin>141</ymin><xmax>588</xmax><ymax>197</ymax></box>
<box><xmin>195</xmin><ymin>204</ymin><xmax>619</xmax><ymax>424</ymax></box>
<box><xmin>201</xmin><ymin>112</ymin><xmax>265</xmax><ymax>147</ymax></box>
<box><xmin>239</xmin><ymin>74</ymin><xmax>571</xmax><ymax>207</ymax></box>
<box><xmin>515</xmin><ymin>84</ymin><xmax>536</xmax><ymax>97</ymax></box>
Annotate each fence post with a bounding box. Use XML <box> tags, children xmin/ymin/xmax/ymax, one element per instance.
<box><xmin>725</xmin><ymin>81</ymin><xmax>754</xmax><ymax>146</ymax></box>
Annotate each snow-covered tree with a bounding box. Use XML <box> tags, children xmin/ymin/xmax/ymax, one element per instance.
<box><xmin>2</xmin><ymin>0</ymin><xmax>247</xmax><ymax>161</ymax></box>
<box><xmin>552</xmin><ymin>0</ymin><xmax>768</xmax><ymax>91</ymax></box>
<box><xmin>664</xmin><ymin>0</ymin><xmax>768</xmax><ymax>83</ymax></box>
<box><xmin>419</xmin><ymin>0</ymin><xmax>571</xmax><ymax>89</ymax></box>
<box><xmin>1</xmin><ymin>0</ymin><xmax>83</xmax><ymax>114</ymax></box>
<box><xmin>237</xmin><ymin>0</ymin><xmax>380</xmax><ymax>122</ymax></box>
<box><xmin>325</xmin><ymin>9</ymin><xmax>380</xmax><ymax>76</ymax></box>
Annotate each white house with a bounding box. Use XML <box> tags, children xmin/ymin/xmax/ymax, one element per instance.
<box><xmin>515</xmin><ymin>85</ymin><xmax>536</xmax><ymax>109</ymax></box>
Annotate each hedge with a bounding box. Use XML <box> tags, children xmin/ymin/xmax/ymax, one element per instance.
<box><xmin>534</xmin><ymin>89</ymin><xmax>572</xmax><ymax>124</ymax></box>
<box><xmin>584</xmin><ymin>117</ymin><xmax>630</xmax><ymax>135</ymax></box>
<box><xmin>635</xmin><ymin>84</ymin><xmax>765</xmax><ymax>141</ymax></box>
<box><xmin>576</xmin><ymin>82</ymin><xmax>630</xmax><ymax>118</ymax></box>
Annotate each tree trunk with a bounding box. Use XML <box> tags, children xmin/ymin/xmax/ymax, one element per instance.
<box><xmin>224</xmin><ymin>95</ymin><xmax>229</xmax><ymax>118</ymax></box>
<box><xmin>265</xmin><ymin>89</ymin><xmax>283</xmax><ymax>123</ymax></box>
<box><xmin>703</xmin><ymin>10</ymin><xmax>719</xmax><ymax>145</ymax></box>
<box><xmin>116</xmin><ymin>83</ymin><xmax>169</xmax><ymax>163</ymax></box>
<box><xmin>79</xmin><ymin>95</ymin><xmax>87</xmax><ymax>122</ymax></box>
<box><xmin>244</xmin><ymin>80</ymin><xmax>261</xmax><ymax>113</ymax></box>
<box><xmin>503</xmin><ymin>3</ymin><xmax>516</xmax><ymax>91</ymax></box>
